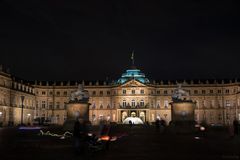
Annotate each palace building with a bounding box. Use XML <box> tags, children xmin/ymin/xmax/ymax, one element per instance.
<box><xmin>0</xmin><ymin>63</ymin><xmax>240</xmax><ymax>126</ymax></box>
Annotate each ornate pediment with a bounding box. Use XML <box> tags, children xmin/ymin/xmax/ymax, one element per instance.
<box><xmin>120</xmin><ymin>79</ymin><xmax>146</xmax><ymax>87</ymax></box>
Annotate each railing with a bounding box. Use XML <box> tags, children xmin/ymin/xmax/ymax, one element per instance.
<box><xmin>119</xmin><ymin>104</ymin><xmax>149</xmax><ymax>109</ymax></box>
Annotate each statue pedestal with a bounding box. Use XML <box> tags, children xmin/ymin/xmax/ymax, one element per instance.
<box><xmin>63</xmin><ymin>102</ymin><xmax>90</xmax><ymax>131</ymax></box>
<box><xmin>169</xmin><ymin>101</ymin><xmax>196</xmax><ymax>133</ymax></box>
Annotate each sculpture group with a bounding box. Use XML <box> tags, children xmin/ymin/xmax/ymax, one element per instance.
<box><xmin>172</xmin><ymin>84</ymin><xmax>190</xmax><ymax>102</ymax></box>
<box><xmin>70</xmin><ymin>84</ymin><xmax>89</xmax><ymax>102</ymax></box>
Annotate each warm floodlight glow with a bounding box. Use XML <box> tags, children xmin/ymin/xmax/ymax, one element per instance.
<box><xmin>123</xmin><ymin>117</ymin><xmax>144</xmax><ymax>124</ymax></box>
<box><xmin>200</xmin><ymin>126</ymin><xmax>205</xmax><ymax>131</ymax></box>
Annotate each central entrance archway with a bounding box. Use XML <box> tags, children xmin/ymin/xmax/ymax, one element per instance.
<box><xmin>119</xmin><ymin>110</ymin><xmax>148</xmax><ymax>123</ymax></box>
<box><xmin>123</xmin><ymin>117</ymin><xmax>144</xmax><ymax>124</ymax></box>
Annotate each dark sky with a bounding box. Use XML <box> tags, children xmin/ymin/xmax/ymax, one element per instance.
<box><xmin>0</xmin><ymin>0</ymin><xmax>240</xmax><ymax>81</ymax></box>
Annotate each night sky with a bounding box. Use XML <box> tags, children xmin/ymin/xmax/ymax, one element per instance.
<box><xmin>0</xmin><ymin>0</ymin><xmax>240</xmax><ymax>81</ymax></box>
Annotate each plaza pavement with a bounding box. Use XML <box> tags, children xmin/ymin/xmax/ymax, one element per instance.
<box><xmin>0</xmin><ymin>125</ymin><xmax>239</xmax><ymax>160</ymax></box>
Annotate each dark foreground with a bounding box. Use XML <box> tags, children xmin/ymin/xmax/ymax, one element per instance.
<box><xmin>0</xmin><ymin>125</ymin><xmax>240</xmax><ymax>160</ymax></box>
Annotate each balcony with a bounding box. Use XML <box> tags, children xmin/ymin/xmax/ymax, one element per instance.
<box><xmin>119</xmin><ymin>104</ymin><xmax>149</xmax><ymax>109</ymax></box>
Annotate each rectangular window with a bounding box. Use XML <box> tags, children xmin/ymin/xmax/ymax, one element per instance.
<box><xmin>140</xmin><ymin>90</ymin><xmax>144</xmax><ymax>94</ymax></box>
<box><xmin>56</xmin><ymin>102</ymin><xmax>60</xmax><ymax>109</ymax></box>
<box><xmin>49</xmin><ymin>102</ymin><xmax>53</xmax><ymax>109</ymax></box>
<box><xmin>132</xmin><ymin>90</ymin><xmax>135</xmax><ymax>94</ymax></box>
<box><xmin>42</xmin><ymin>91</ymin><xmax>46</xmax><ymax>95</ymax></box>
<box><xmin>107</xmin><ymin>91</ymin><xmax>110</xmax><ymax>95</ymax></box>
<box><xmin>63</xmin><ymin>91</ymin><xmax>67</xmax><ymax>96</ymax></box>
<box><xmin>225</xmin><ymin>89</ymin><xmax>230</xmax><ymax>94</ymax></box>
<box><xmin>49</xmin><ymin>91</ymin><xmax>53</xmax><ymax>95</ymax></box>
<box><xmin>226</xmin><ymin>100</ymin><xmax>231</xmax><ymax>107</ymax></box>
<box><xmin>42</xmin><ymin>101</ymin><xmax>46</xmax><ymax>108</ymax></box>
<box><xmin>194</xmin><ymin>90</ymin><xmax>198</xmax><ymax>94</ymax></box>
<box><xmin>218</xmin><ymin>90</ymin><xmax>222</xmax><ymax>94</ymax></box>
<box><xmin>164</xmin><ymin>90</ymin><xmax>168</xmax><ymax>95</ymax></box>
<box><xmin>92</xmin><ymin>91</ymin><xmax>96</xmax><ymax>96</ymax></box>
<box><xmin>157</xmin><ymin>90</ymin><xmax>160</xmax><ymax>94</ymax></box>
<box><xmin>100</xmin><ymin>91</ymin><xmax>103</xmax><ymax>96</ymax></box>
<box><xmin>56</xmin><ymin>91</ymin><xmax>60</xmax><ymax>96</ymax></box>
<box><xmin>123</xmin><ymin>90</ymin><xmax>126</xmax><ymax>94</ymax></box>
<box><xmin>202</xmin><ymin>90</ymin><xmax>206</xmax><ymax>94</ymax></box>
<box><xmin>210</xmin><ymin>90</ymin><xmax>213</xmax><ymax>94</ymax></box>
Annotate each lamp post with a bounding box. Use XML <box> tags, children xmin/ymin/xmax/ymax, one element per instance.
<box><xmin>21</xmin><ymin>96</ymin><xmax>25</xmax><ymax>125</ymax></box>
<box><xmin>0</xmin><ymin>111</ymin><xmax>2</xmax><ymax>127</ymax></box>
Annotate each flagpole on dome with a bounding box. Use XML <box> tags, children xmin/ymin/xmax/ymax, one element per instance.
<box><xmin>131</xmin><ymin>50</ymin><xmax>135</xmax><ymax>68</ymax></box>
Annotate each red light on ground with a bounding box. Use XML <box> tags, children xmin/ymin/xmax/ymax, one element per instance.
<box><xmin>100</xmin><ymin>136</ymin><xmax>110</xmax><ymax>141</ymax></box>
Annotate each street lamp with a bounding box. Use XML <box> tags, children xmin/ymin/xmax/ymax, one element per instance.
<box><xmin>21</xmin><ymin>96</ymin><xmax>25</xmax><ymax>125</ymax></box>
<box><xmin>0</xmin><ymin>111</ymin><xmax>2</xmax><ymax>127</ymax></box>
<box><xmin>27</xmin><ymin>113</ymin><xmax>31</xmax><ymax>125</ymax></box>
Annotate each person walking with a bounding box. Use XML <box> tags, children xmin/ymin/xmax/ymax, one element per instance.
<box><xmin>233</xmin><ymin>119</ymin><xmax>239</xmax><ymax>136</ymax></box>
<box><xmin>155</xmin><ymin>118</ymin><xmax>160</xmax><ymax>132</ymax></box>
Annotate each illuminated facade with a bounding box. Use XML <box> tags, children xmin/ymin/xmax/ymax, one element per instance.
<box><xmin>0</xmin><ymin>64</ymin><xmax>240</xmax><ymax>126</ymax></box>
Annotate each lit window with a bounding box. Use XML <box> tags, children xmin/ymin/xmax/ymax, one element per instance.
<box><xmin>164</xmin><ymin>100</ymin><xmax>168</xmax><ymax>108</ymax></box>
<box><xmin>132</xmin><ymin>100</ymin><xmax>136</xmax><ymax>107</ymax></box>
<box><xmin>226</xmin><ymin>100</ymin><xmax>231</xmax><ymax>107</ymax></box>
<box><xmin>123</xmin><ymin>100</ymin><xmax>127</xmax><ymax>107</ymax></box>
<box><xmin>92</xmin><ymin>103</ymin><xmax>96</xmax><ymax>109</ymax></box>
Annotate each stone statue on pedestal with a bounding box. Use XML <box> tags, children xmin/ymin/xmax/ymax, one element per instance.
<box><xmin>70</xmin><ymin>84</ymin><xmax>89</xmax><ymax>102</ymax></box>
<box><xmin>63</xmin><ymin>84</ymin><xmax>90</xmax><ymax>131</ymax></box>
<box><xmin>172</xmin><ymin>84</ymin><xmax>190</xmax><ymax>102</ymax></box>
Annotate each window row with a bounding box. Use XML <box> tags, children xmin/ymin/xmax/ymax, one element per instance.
<box><xmin>36</xmin><ymin>101</ymin><xmax>67</xmax><ymax>109</ymax></box>
<box><xmin>39</xmin><ymin>91</ymin><xmax>68</xmax><ymax>96</ymax></box>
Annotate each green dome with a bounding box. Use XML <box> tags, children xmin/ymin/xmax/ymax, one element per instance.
<box><xmin>117</xmin><ymin>67</ymin><xmax>150</xmax><ymax>84</ymax></box>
